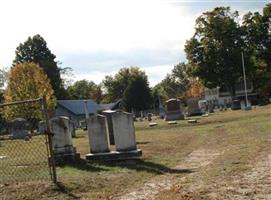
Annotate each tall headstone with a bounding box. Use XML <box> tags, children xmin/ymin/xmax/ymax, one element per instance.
<box><xmin>102</xmin><ymin>110</ymin><xmax>116</xmax><ymax>145</ymax></box>
<box><xmin>112</xmin><ymin>112</ymin><xmax>137</xmax><ymax>152</ymax></box>
<box><xmin>49</xmin><ymin>116</ymin><xmax>79</xmax><ymax>164</ymax></box>
<box><xmin>86</xmin><ymin>111</ymin><xmax>142</xmax><ymax>161</ymax></box>
<box><xmin>87</xmin><ymin>114</ymin><xmax>110</xmax><ymax>153</ymax></box>
<box><xmin>187</xmin><ymin>97</ymin><xmax>202</xmax><ymax>116</ymax></box>
<box><xmin>165</xmin><ymin>98</ymin><xmax>184</xmax><ymax>121</ymax></box>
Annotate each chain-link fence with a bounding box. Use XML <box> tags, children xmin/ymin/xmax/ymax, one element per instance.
<box><xmin>0</xmin><ymin>98</ymin><xmax>56</xmax><ymax>183</ymax></box>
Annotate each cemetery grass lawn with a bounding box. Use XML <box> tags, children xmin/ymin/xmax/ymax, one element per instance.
<box><xmin>1</xmin><ymin>105</ymin><xmax>271</xmax><ymax>199</ymax></box>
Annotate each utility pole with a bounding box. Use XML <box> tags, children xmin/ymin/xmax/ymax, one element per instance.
<box><xmin>241</xmin><ymin>52</ymin><xmax>250</xmax><ymax>109</ymax></box>
<box><xmin>84</xmin><ymin>100</ymin><xmax>90</xmax><ymax>119</ymax></box>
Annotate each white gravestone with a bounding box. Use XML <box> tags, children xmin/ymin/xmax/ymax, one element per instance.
<box><xmin>49</xmin><ymin>116</ymin><xmax>76</xmax><ymax>156</ymax></box>
<box><xmin>87</xmin><ymin>114</ymin><xmax>110</xmax><ymax>153</ymax></box>
<box><xmin>112</xmin><ymin>112</ymin><xmax>137</xmax><ymax>152</ymax></box>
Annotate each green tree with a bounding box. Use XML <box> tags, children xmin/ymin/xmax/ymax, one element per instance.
<box><xmin>102</xmin><ymin>67</ymin><xmax>148</xmax><ymax>102</ymax></box>
<box><xmin>242</xmin><ymin>4</ymin><xmax>271</xmax><ymax>96</ymax></box>
<box><xmin>123</xmin><ymin>76</ymin><xmax>152</xmax><ymax>112</ymax></box>
<box><xmin>153</xmin><ymin>63</ymin><xmax>191</xmax><ymax>99</ymax></box>
<box><xmin>13</xmin><ymin>34</ymin><xmax>65</xmax><ymax>98</ymax></box>
<box><xmin>185</xmin><ymin>7</ymin><xmax>243</xmax><ymax>96</ymax></box>
<box><xmin>102</xmin><ymin>67</ymin><xmax>152</xmax><ymax>111</ymax></box>
<box><xmin>4</xmin><ymin>62</ymin><xmax>56</xmax><ymax>120</ymax></box>
<box><xmin>67</xmin><ymin>79</ymin><xmax>98</xmax><ymax>99</ymax></box>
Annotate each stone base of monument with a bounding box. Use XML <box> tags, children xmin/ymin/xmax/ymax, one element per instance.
<box><xmin>165</xmin><ymin>111</ymin><xmax>184</xmax><ymax>121</ymax></box>
<box><xmin>53</xmin><ymin>146</ymin><xmax>80</xmax><ymax>165</ymax></box>
<box><xmin>86</xmin><ymin>149</ymin><xmax>142</xmax><ymax>161</ymax></box>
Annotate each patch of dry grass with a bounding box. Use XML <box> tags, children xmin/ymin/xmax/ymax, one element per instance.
<box><xmin>1</xmin><ymin>105</ymin><xmax>271</xmax><ymax>199</ymax></box>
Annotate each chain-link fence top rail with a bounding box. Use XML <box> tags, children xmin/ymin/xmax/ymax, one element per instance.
<box><xmin>0</xmin><ymin>98</ymin><xmax>52</xmax><ymax>183</ymax></box>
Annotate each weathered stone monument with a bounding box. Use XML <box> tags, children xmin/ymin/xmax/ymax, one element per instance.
<box><xmin>49</xmin><ymin>116</ymin><xmax>79</xmax><ymax>164</ymax></box>
<box><xmin>86</xmin><ymin>111</ymin><xmax>142</xmax><ymax>160</ymax></box>
<box><xmin>86</xmin><ymin>114</ymin><xmax>110</xmax><ymax>154</ymax></box>
<box><xmin>112</xmin><ymin>112</ymin><xmax>137</xmax><ymax>152</ymax></box>
<box><xmin>187</xmin><ymin>97</ymin><xmax>202</xmax><ymax>116</ymax></box>
<box><xmin>165</xmin><ymin>98</ymin><xmax>184</xmax><ymax>121</ymax></box>
<box><xmin>10</xmin><ymin>118</ymin><xmax>30</xmax><ymax>140</ymax></box>
<box><xmin>101</xmin><ymin>110</ymin><xmax>116</xmax><ymax>145</ymax></box>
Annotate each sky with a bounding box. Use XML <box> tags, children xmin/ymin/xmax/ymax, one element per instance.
<box><xmin>0</xmin><ymin>0</ymin><xmax>269</xmax><ymax>86</ymax></box>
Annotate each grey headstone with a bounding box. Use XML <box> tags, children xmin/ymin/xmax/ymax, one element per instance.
<box><xmin>112</xmin><ymin>112</ymin><xmax>137</xmax><ymax>152</ymax></box>
<box><xmin>49</xmin><ymin>116</ymin><xmax>74</xmax><ymax>154</ymax></box>
<box><xmin>87</xmin><ymin>114</ymin><xmax>110</xmax><ymax>153</ymax></box>
<box><xmin>187</xmin><ymin>97</ymin><xmax>202</xmax><ymax>116</ymax></box>
<box><xmin>165</xmin><ymin>98</ymin><xmax>184</xmax><ymax>121</ymax></box>
<box><xmin>11</xmin><ymin>118</ymin><xmax>30</xmax><ymax>139</ymax></box>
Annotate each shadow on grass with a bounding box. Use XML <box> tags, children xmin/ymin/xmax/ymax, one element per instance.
<box><xmin>88</xmin><ymin>159</ymin><xmax>194</xmax><ymax>175</ymax></box>
<box><xmin>136</xmin><ymin>141</ymin><xmax>151</xmax><ymax>145</ymax></box>
<box><xmin>53</xmin><ymin>182</ymin><xmax>81</xmax><ymax>199</ymax></box>
<box><xmin>60</xmin><ymin>158</ymin><xmax>108</xmax><ymax>172</ymax></box>
<box><xmin>54</xmin><ymin>159</ymin><xmax>192</xmax><ymax>198</ymax></box>
<box><xmin>60</xmin><ymin>158</ymin><xmax>192</xmax><ymax>175</ymax></box>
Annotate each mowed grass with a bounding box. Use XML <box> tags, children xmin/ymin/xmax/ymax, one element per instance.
<box><xmin>0</xmin><ymin>105</ymin><xmax>271</xmax><ymax>200</ymax></box>
<box><xmin>0</xmin><ymin>135</ymin><xmax>51</xmax><ymax>183</ymax></box>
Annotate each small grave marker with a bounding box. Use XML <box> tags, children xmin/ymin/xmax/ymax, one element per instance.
<box><xmin>188</xmin><ymin>119</ymin><xmax>197</xmax><ymax>123</ymax></box>
<box><xmin>149</xmin><ymin>122</ymin><xmax>158</xmax><ymax>127</ymax></box>
<box><xmin>168</xmin><ymin>121</ymin><xmax>177</xmax><ymax>125</ymax></box>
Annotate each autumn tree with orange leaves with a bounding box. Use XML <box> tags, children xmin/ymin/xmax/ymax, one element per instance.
<box><xmin>4</xmin><ymin>62</ymin><xmax>56</xmax><ymax>120</ymax></box>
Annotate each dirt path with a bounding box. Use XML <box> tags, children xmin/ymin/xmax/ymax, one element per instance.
<box><xmin>117</xmin><ymin>149</ymin><xmax>221</xmax><ymax>200</ymax></box>
<box><xmin>174</xmin><ymin>153</ymin><xmax>271</xmax><ymax>200</ymax></box>
<box><xmin>208</xmin><ymin>154</ymin><xmax>271</xmax><ymax>199</ymax></box>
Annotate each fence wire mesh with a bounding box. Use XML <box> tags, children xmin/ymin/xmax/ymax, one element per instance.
<box><xmin>0</xmin><ymin>98</ymin><xmax>53</xmax><ymax>183</ymax></box>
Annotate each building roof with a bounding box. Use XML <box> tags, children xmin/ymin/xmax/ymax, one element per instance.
<box><xmin>57</xmin><ymin>100</ymin><xmax>101</xmax><ymax>115</ymax></box>
<box><xmin>99</xmin><ymin>99</ymin><xmax>122</xmax><ymax>110</ymax></box>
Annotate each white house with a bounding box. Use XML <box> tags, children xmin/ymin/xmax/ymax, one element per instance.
<box><xmin>204</xmin><ymin>81</ymin><xmax>257</xmax><ymax>107</ymax></box>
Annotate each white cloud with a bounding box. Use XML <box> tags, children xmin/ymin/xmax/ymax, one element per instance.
<box><xmin>0</xmin><ymin>0</ymin><xmax>268</xmax><ymax>85</ymax></box>
<box><xmin>0</xmin><ymin>0</ymin><xmax>195</xmax><ymax>64</ymax></box>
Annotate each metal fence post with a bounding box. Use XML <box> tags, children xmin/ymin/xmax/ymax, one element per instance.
<box><xmin>41</xmin><ymin>97</ymin><xmax>57</xmax><ymax>183</ymax></box>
